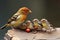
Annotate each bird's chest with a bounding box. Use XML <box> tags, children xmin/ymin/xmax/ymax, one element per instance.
<box><xmin>20</xmin><ymin>15</ymin><xmax>27</xmax><ymax>21</ymax></box>
<box><xmin>42</xmin><ymin>23</ymin><xmax>49</xmax><ymax>29</ymax></box>
<box><xmin>11</xmin><ymin>15</ymin><xmax>27</xmax><ymax>27</ymax></box>
<box><xmin>34</xmin><ymin>23</ymin><xmax>39</xmax><ymax>26</ymax></box>
<box><xmin>42</xmin><ymin>23</ymin><xmax>47</xmax><ymax>27</ymax></box>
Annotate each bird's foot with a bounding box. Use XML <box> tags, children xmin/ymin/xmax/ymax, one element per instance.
<box><xmin>32</xmin><ymin>30</ymin><xmax>38</xmax><ymax>34</ymax></box>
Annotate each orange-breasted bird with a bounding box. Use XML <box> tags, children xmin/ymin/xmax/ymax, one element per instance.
<box><xmin>0</xmin><ymin>7</ymin><xmax>32</xmax><ymax>29</ymax></box>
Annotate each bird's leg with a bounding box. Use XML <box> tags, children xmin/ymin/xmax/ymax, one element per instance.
<box><xmin>32</xmin><ymin>29</ymin><xmax>38</xmax><ymax>34</ymax></box>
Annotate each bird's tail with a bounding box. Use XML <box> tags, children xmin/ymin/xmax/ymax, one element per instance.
<box><xmin>0</xmin><ymin>24</ymin><xmax>7</xmax><ymax>30</ymax></box>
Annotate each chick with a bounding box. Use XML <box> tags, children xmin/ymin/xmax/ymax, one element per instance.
<box><xmin>41</xmin><ymin>19</ymin><xmax>50</xmax><ymax>29</ymax></box>
<box><xmin>41</xmin><ymin>19</ymin><xmax>56</xmax><ymax>33</ymax></box>
<box><xmin>33</xmin><ymin>19</ymin><xmax>42</xmax><ymax>30</ymax></box>
<box><xmin>26</xmin><ymin>20</ymin><xmax>34</xmax><ymax>30</ymax></box>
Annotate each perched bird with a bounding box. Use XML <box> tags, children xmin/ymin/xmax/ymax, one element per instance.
<box><xmin>41</xmin><ymin>19</ymin><xmax>51</xmax><ymax>30</ymax></box>
<box><xmin>19</xmin><ymin>23</ymin><xmax>27</xmax><ymax>30</ymax></box>
<box><xmin>0</xmin><ymin>7</ymin><xmax>32</xmax><ymax>29</ymax></box>
<box><xmin>32</xmin><ymin>19</ymin><xmax>42</xmax><ymax>34</ymax></box>
<box><xmin>40</xmin><ymin>19</ymin><xmax>56</xmax><ymax>33</ymax></box>
<box><xmin>26</xmin><ymin>20</ymin><xmax>34</xmax><ymax>29</ymax></box>
<box><xmin>33</xmin><ymin>19</ymin><xmax>42</xmax><ymax>30</ymax></box>
<box><xmin>23</xmin><ymin>20</ymin><xmax>34</xmax><ymax>33</ymax></box>
<box><xmin>41</xmin><ymin>19</ymin><xmax>50</xmax><ymax>29</ymax></box>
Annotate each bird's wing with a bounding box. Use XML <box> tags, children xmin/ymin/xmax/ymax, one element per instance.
<box><xmin>7</xmin><ymin>14</ymin><xmax>19</xmax><ymax>24</ymax></box>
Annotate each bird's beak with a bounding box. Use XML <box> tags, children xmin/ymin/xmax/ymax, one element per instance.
<box><xmin>29</xmin><ymin>10</ymin><xmax>32</xmax><ymax>13</ymax></box>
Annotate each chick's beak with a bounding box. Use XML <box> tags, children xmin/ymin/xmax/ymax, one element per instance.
<box><xmin>29</xmin><ymin>10</ymin><xmax>32</xmax><ymax>13</ymax></box>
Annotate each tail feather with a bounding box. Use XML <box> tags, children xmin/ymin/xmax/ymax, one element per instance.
<box><xmin>0</xmin><ymin>24</ymin><xmax>7</xmax><ymax>30</ymax></box>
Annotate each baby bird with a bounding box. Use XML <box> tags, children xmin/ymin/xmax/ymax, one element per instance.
<box><xmin>26</xmin><ymin>20</ymin><xmax>34</xmax><ymax>30</ymax></box>
<box><xmin>33</xmin><ymin>19</ymin><xmax>42</xmax><ymax>30</ymax></box>
<box><xmin>41</xmin><ymin>19</ymin><xmax>56</xmax><ymax>33</ymax></box>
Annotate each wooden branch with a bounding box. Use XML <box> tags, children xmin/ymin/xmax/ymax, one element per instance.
<box><xmin>4</xmin><ymin>28</ymin><xmax>60</xmax><ymax>40</ymax></box>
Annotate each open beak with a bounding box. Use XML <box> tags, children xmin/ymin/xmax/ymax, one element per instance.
<box><xmin>29</xmin><ymin>10</ymin><xmax>32</xmax><ymax>13</ymax></box>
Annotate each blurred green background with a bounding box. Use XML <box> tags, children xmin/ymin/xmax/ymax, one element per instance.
<box><xmin>0</xmin><ymin>0</ymin><xmax>60</xmax><ymax>40</ymax></box>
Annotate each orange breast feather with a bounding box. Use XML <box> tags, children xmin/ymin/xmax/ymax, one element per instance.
<box><xmin>20</xmin><ymin>15</ymin><xmax>27</xmax><ymax>21</ymax></box>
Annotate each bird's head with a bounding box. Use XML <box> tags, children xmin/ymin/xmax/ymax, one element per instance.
<box><xmin>33</xmin><ymin>19</ymin><xmax>39</xmax><ymax>23</ymax></box>
<box><xmin>41</xmin><ymin>19</ymin><xmax>47</xmax><ymax>23</ymax></box>
<box><xmin>26</xmin><ymin>20</ymin><xmax>31</xmax><ymax>24</ymax></box>
<box><xmin>18</xmin><ymin>7</ymin><xmax>32</xmax><ymax>15</ymax></box>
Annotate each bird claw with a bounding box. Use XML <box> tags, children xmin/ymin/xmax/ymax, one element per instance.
<box><xmin>32</xmin><ymin>30</ymin><xmax>38</xmax><ymax>34</ymax></box>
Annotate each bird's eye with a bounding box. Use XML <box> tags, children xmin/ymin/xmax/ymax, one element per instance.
<box><xmin>23</xmin><ymin>9</ymin><xmax>29</xmax><ymax>11</ymax></box>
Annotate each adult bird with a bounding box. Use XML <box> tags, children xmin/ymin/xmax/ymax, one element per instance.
<box><xmin>0</xmin><ymin>7</ymin><xmax>32</xmax><ymax>29</ymax></box>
